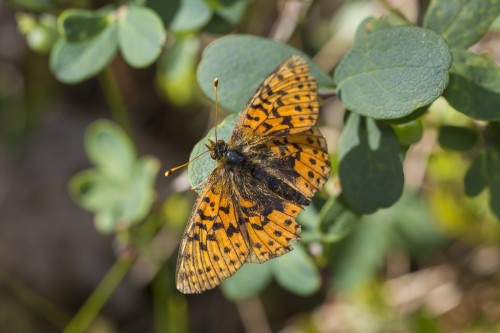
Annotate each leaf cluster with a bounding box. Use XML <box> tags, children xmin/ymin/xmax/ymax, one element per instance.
<box><xmin>69</xmin><ymin>120</ymin><xmax>159</xmax><ymax>233</ymax></box>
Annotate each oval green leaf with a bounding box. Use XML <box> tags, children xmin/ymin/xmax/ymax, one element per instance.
<box><xmin>335</xmin><ymin>26</ymin><xmax>451</xmax><ymax>119</ymax></box>
<box><xmin>333</xmin><ymin>214</ymin><xmax>392</xmax><ymax>291</ymax></box>
<box><xmin>423</xmin><ymin>0</ymin><xmax>500</xmax><ymax>49</ymax></box>
<box><xmin>119</xmin><ymin>156</ymin><xmax>159</xmax><ymax>223</ymax></box>
<box><xmin>85</xmin><ymin>119</ymin><xmax>136</xmax><ymax>180</ymax></box>
<box><xmin>391</xmin><ymin>118</ymin><xmax>424</xmax><ymax>147</ymax></box>
<box><xmin>69</xmin><ymin>169</ymin><xmax>125</xmax><ymax>211</ymax></box>
<box><xmin>269</xmin><ymin>245</ymin><xmax>320</xmax><ymax>296</ymax></box>
<box><xmin>156</xmin><ymin>36</ymin><xmax>198</xmax><ymax>106</ymax></box>
<box><xmin>170</xmin><ymin>0</ymin><xmax>212</xmax><ymax>32</ymax></box>
<box><xmin>118</xmin><ymin>5</ymin><xmax>166</xmax><ymax>68</ymax></box>
<box><xmin>220</xmin><ymin>263</ymin><xmax>272</xmax><ymax>301</ymax></box>
<box><xmin>58</xmin><ymin>7</ymin><xmax>113</xmax><ymax>43</ymax></box>
<box><xmin>318</xmin><ymin>197</ymin><xmax>357</xmax><ymax>243</ymax></box>
<box><xmin>444</xmin><ymin>49</ymin><xmax>500</xmax><ymax>121</ymax></box>
<box><xmin>464</xmin><ymin>152</ymin><xmax>488</xmax><ymax>197</ymax></box>
<box><xmin>339</xmin><ymin>114</ymin><xmax>404</xmax><ymax>214</ymax></box>
<box><xmin>197</xmin><ymin>35</ymin><xmax>333</xmax><ymax>113</ymax></box>
<box><xmin>438</xmin><ymin>125</ymin><xmax>479</xmax><ymax>151</ymax></box>
<box><xmin>50</xmin><ymin>23</ymin><xmax>118</xmax><ymax>83</ymax></box>
<box><xmin>487</xmin><ymin>151</ymin><xmax>500</xmax><ymax>219</ymax></box>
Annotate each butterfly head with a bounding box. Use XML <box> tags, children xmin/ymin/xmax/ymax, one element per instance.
<box><xmin>205</xmin><ymin>138</ymin><xmax>228</xmax><ymax>161</ymax></box>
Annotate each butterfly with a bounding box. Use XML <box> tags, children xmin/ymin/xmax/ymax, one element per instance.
<box><xmin>175</xmin><ymin>55</ymin><xmax>331</xmax><ymax>294</ymax></box>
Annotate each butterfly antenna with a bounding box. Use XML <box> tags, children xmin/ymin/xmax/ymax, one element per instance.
<box><xmin>164</xmin><ymin>150</ymin><xmax>210</xmax><ymax>177</ymax></box>
<box><xmin>165</xmin><ymin>78</ymin><xmax>219</xmax><ymax>178</ymax></box>
<box><xmin>213</xmin><ymin>78</ymin><xmax>219</xmax><ymax>142</ymax></box>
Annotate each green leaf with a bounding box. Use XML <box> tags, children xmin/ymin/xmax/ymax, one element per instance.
<box><xmin>486</xmin><ymin>151</ymin><xmax>500</xmax><ymax>219</ymax></box>
<box><xmin>58</xmin><ymin>7</ymin><xmax>113</xmax><ymax>43</ymax></box>
<box><xmin>204</xmin><ymin>0</ymin><xmax>238</xmax><ymax>8</ymax></box>
<box><xmin>69</xmin><ymin>169</ymin><xmax>125</xmax><ymax>211</ymax></box>
<box><xmin>489</xmin><ymin>177</ymin><xmax>500</xmax><ymax>219</ymax></box>
<box><xmin>70</xmin><ymin>120</ymin><xmax>160</xmax><ymax>233</ymax></box>
<box><xmin>202</xmin><ymin>0</ymin><xmax>249</xmax><ymax>34</ymax></box>
<box><xmin>146</xmin><ymin>0</ymin><xmax>181</xmax><ymax>27</ymax></box>
<box><xmin>391</xmin><ymin>118</ymin><xmax>424</xmax><ymax>147</ymax></box>
<box><xmin>334</xmin><ymin>26</ymin><xmax>451</xmax><ymax>119</ymax></box>
<box><xmin>197</xmin><ymin>35</ymin><xmax>334</xmax><ymax>113</ymax></box>
<box><xmin>339</xmin><ymin>114</ymin><xmax>404</xmax><ymax>214</ymax></box>
<box><xmin>69</xmin><ymin>157</ymin><xmax>159</xmax><ymax>233</ymax></box>
<box><xmin>333</xmin><ymin>214</ymin><xmax>392</xmax><ymax>291</ymax></box>
<box><xmin>423</xmin><ymin>0</ymin><xmax>500</xmax><ymax>48</ymax></box>
<box><xmin>318</xmin><ymin>197</ymin><xmax>357</xmax><ymax>243</ymax></box>
<box><xmin>390</xmin><ymin>191</ymin><xmax>443</xmax><ymax>254</ymax></box>
<box><xmin>269</xmin><ymin>245</ymin><xmax>320</xmax><ymax>296</ymax></box>
<box><xmin>156</xmin><ymin>36</ymin><xmax>198</xmax><ymax>106</ymax></box>
<box><xmin>118</xmin><ymin>156</ymin><xmax>160</xmax><ymax>222</ymax></box>
<box><xmin>464</xmin><ymin>152</ymin><xmax>488</xmax><ymax>197</ymax></box>
<box><xmin>220</xmin><ymin>263</ymin><xmax>272</xmax><ymax>300</ymax></box>
<box><xmin>84</xmin><ymin>119</ymin><xmax>136</xmax><ymax>180</ymax></box>
<box><xmin>296</xmin><ymin>204</ymin><xmax>320</xmax><ymax>243</ymax></box>
<box><xmin>170</xmin><ymin>0</ymin><xmax>212</xmax><ymax>32</ymax></box>
<box><xmin>485</xmin><ymin>122</ymin><xmax>500</xmax><ymax>151</ymax></box>
<box><xmin>50</xmin><ymin>23</ymin><xmax>118</xmax><ymax>83</ymax></box>
<box><xmin>354</xmin><ymin>15</ymin><xmax>408</xmax><ymax>41</ymax></box>
<box><xmin>187</xmin><ymin>114</ymin><xmax>238</xmax><ymax>192</ymax></box>
<box><xmin>438</xmin><ymin>125</ymin><xmax>479</xmax><ymax>151</ymax></box>
<box><xmin>465</xmin><ymin>150</ymin><xmax>500</xmax><ymax>219</ymax></box>
<box><xmin>385</xmin><ymin>106</ymin><xmax>428</xmax><ymax>125</ymax></box>
<box><xmin>215</xmin><ymin>0</ymin><xmax>248</xmax><ymax>24</ymax></box>
<box><xmin>444</xmin><ymin>49</ymin><xmax>500</xmax><ymax>121</ymax></box>
<box><xmin>118</xmin><ymin>5</ymin><xmax>166</xmax><ymax>68</ymax></box>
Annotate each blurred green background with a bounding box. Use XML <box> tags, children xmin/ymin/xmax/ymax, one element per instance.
<box><xmin>1</xmin><ymin>0</ymin><xmax>500</xmax><ymax>332</ymax></box>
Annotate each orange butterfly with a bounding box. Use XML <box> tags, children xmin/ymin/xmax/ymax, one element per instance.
<box><xmin>175</xmin><ymin>55</ymin><xmax>331</xmax><ymax>294</ymax></box>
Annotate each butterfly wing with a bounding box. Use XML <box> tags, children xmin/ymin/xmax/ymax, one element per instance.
<box><xmin>230</xmin><ymin>55</ymin><xmax>319</xmax><ymax>142</ymax></box>
<box><xmin>176</xmin><ymin>168</ymin><xmax>250</xmax><ymax>294</ymax></box>
<box><xmin>236</xmin><ymin>190</ymin><xmax>303</xmax><ymax>264</ymax></box>
<box><xmin>176</xmin><ymin>165</ymin><xmax>305</xmax><ymax>292</ymax></box>
<box><xmin>265</xmin><ymin>126</ymin><xmax>331</xmax><ymax>198</ymax></box>
<box><xmin>230</xmin><ymin>55</ymin><xmax>331</xmax><ymax>202</ymax></box>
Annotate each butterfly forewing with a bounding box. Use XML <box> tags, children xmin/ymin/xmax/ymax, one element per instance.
<box><xmin>231</xmin><ymin>55</ymin><xmax>319</xmax><ymax>142</ymax></box>
<box><xmin>176</xmin><ymin>169</ymin><xmax>250</xmax><ymax>294</ymax></box>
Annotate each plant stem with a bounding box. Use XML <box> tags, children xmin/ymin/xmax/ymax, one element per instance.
<box><xmin>0</xmin><ymin>269</ymin><xmax>69</xmax><ymax>329</ymax></box>
<box><xmin>235</xmin><ymin>296</ymin><xmax>272</xmax><ymax>333</ymax></box>
<box><xmin>63</xmin><ymin>257</ymin><xmax>135</xmax><ymax>333</ymax></box>
<box><xmin>153</xmin><ymin>266</ymin><xmax>189</xmax><ymax>333</ymax></box>
<box><xmin>99</xmin><ymin>66</ymin><xmax>134</xmax><ymax>138</ymax></box>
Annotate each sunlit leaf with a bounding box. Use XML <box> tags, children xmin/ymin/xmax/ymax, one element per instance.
<box><xmin>335</xmin><ymin>26</ymin><xmax>451</xmax><ymax>119</ymax></box>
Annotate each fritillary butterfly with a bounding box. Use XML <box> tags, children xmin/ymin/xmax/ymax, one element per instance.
<box><xmin>176</xmin><ymin>55</ymin><xmax>331</xmax><ymax>294</ymax></box>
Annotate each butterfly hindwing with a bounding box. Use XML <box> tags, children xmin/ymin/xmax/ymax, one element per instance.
<box><xmin>237</xmin><ymin>193</ymin><xmax>302</xmax><ymax>263</ymax></box>
<box><xmin>266</xmin><ymin>126</ymin><xmax>331</xmax><ymax>198</ymax></box>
